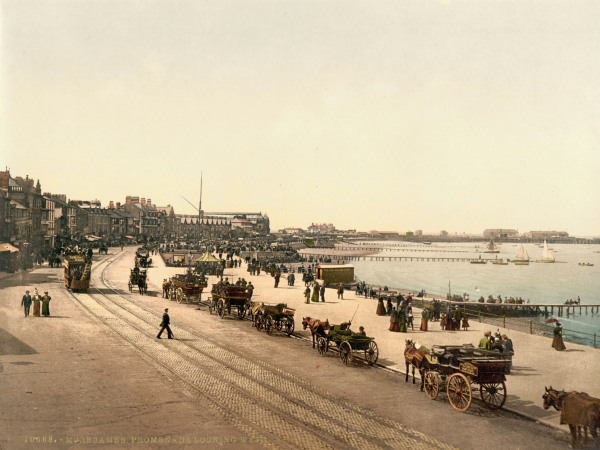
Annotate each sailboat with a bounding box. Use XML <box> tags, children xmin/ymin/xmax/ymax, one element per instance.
<box><xmin>536</xmin><ymin>240</ymin><xmax>555</xmax><ymax>263</ymax></box>
<box><xmin>485</xmin><ymin>239</ymin><xmax>500</xmax><ymax>253</ymax></box>
<box><xmin>514</xmin><ymin>243</ymin><xmax>530</xmax><ymax>265</ymax></box>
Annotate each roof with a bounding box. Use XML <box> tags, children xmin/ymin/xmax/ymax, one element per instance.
<box><xmin>10</xmin><ymin>200</ymin><xmax>27</xmax><ymax>209</ymax></box>
<box><xmin>194</xmin><ymin>251</ymin><xmax>221</xmax><ymax>262</ymax></box>
<box><xmin>0</xmin><ymin>243</ymin><xmax>19</xmax><ymax>253</ymax></box>
<box><xmin>316</xmin><ymin>264</ymin><xmax>354</xmax><ymax>269</ymax></box>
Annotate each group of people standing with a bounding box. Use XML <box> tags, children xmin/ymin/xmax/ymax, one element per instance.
<box><xmin>21</xmin><ymin>289</ymin><xmax>52</xmax><ymax>317</ymax></box>
<box><xmin>304</xmin><ymin>282</ymin><xmax>325</xmax><ymax>303</ymax></box>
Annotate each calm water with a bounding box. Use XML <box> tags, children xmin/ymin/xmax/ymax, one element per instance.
<box><xmin>350</xmin><ymin>242</ymin><xmax>600</xmax><ymax>346</ymax></box>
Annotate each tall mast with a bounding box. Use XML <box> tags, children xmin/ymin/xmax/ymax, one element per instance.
<box><xmin>198</xmin><ymin>172</ymin><xmax>202</xmax><ymax>239</ymax></box>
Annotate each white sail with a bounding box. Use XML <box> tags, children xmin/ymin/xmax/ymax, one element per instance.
<box><xmin>541</xmin><ymin>240</ymin><xmax>555</xmax><ymax>261</ymax></box>
<box><xmin>516</xmin><ymin>244</ymin><xmax>524</xmax><ymax>260</ymax></box>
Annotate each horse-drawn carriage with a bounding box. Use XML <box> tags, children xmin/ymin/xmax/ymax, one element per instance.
<box><xmin>99</xmin><ymin>244</ymin><xmax>108</xmax><ymax>255</ymax></box>
<box><xmin>135</xmin><ymin>247</ymin><xmax>152</xmax><ymax>268</ymax></box>
<box><xmin>168</xmin><ymin>272</ymin><xmax>207</xmax><ymax>303</ymax></box>
<box><xmin>210</xmin><ymin>284</ymin><xmax>251</xmax><ymax>319</ymax></box>
<box><xmin>129</xmin><ymin>268</ymin><xmax>148</xmax><ymax>294</ymax></box>
<box><xmin>64</xmin><ymin>254</ymin><xmax>92</xmax><ymax>292</ymax></box>
<box><xmin>304</xmin><ymin>319</ymin><xmax>379</xmax><ymax>366</ymax></box>
<box><xmin>249</xmin><ymin>302</ymin><xmax>295</xmax><ymax>335</ymax></box>
<box><xmin>405</xmin><ymin>341</ymin><xmax>510</xmax><ymax>412</ymax></box>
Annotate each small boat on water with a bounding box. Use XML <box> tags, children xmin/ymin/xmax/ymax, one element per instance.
<box><xmin>485</xmin><ymin>239</ymin><xmax>500</xmax><ymax>254</ymax></box>
<box><xmin>535</xmin><ymin>240</ymin><xmax>555</xmax><ymax>263</ymax></box>
<box><xmin>514</xmin><ymin>244</ymin><xmax>530</xmax><ymax>265</ymax></box>
<box><xmin>578</xmin><ymin>263</ymin><xmax>594</xmax><ymax>266</ymax></box>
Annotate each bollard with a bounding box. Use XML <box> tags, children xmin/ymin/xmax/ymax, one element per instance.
<box><xmin>530</xmin><ymin>320</ymin><xmax>533</xmax><ymax>334</ymax></box>
<box><xmin>595</xmin><ymin>333</ymin><xmax>597</xmax><ymax>349</ymax></box>
<box><xmin>503</xmin><ymin>315</ymin><xmax>506</xmax><ymax>328</ymax></box>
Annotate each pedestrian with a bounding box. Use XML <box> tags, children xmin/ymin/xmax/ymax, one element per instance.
<box><xmin>406</xmin><ymin>304</ymin><xmax>414</xmax><ymax>330</ymax></box>
<box><xmin>157</xmin><ymin>308</ymin><xmax>173</xmax><ymax>339</ymax></box>
<box><xmin>32</xmin><ymin>289</ymin><xmax>41</xmax><ymax>317</ymax></box>
<box><xmin>337</xmin><ymin>284</ymin><xmax>343</xmax><ymax>299</ymax></box>
<box><xmin>320</xmin><ymin>285</ymin><xmax>325</xmax><ymax>302</ymax></box>
<box><xmin>389</xmin><ymin>307</ymin><xmax>399</xmax><ymax>332</ymax></box>
<box><xmin>41</xmin><ymin>291</ymin><xmax>51</xmax><ymax>316</ymax></box>
<box><xmin>386</xmin><ymin>298</ymin><xmax>393</xmax><ymax>315</ymax></box>
<box><xmin>311</xmin><ymin>283</ymin><xmax>320</xmax><ymax>302</ymax></box>
<box><xmin>420</xmin><ymin>308</ymin><xmax>429</xmax><ymax>331</ymax></box>
<box><xmin>247</xmin><ymin>282</ymin><xmax>254</xmax><ymax>300</ymax></box>
<box><xmin>21</xmin><ymin>290</ymin><xmax>32</xmax><ymax>317</ymax></box>
<box><xmin>304</xmin><ymin>286</ymin><xmax>311</xmax><ymax>304</ymax></box>
<box><xmin>376</xmin><ymin>297</ymin><xmax>386</xmax><ymax>316</ymax></box>
<box><xmin>461</xmin><ymin>315</ymin><xmax>470</xmax><ymax>331</ymax></box>
<box><xmin>551</xmin><ymin>322</ymin><xmax>566</xmax><ymax>351</ymax></box>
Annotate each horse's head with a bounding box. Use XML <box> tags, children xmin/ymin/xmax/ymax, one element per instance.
<box><xmin>543</xmin><ymin>386</ymin><xmax>562</xmax><ymax>411</ymax></box>
<box><xmin>302</xmin><ymin>317</ymin><xmax>311</xmax><ymax>330</ymax></box>
<box><xmin>405</xmin><ymin>339</ymin><xmax>415</xmax><ymax>350</ymax></box>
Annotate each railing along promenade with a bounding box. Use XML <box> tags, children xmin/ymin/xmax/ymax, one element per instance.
<box><xmin>405</xmin><ymin>297</ymin><xmax>600</xmax><ymax>349</ymax></box>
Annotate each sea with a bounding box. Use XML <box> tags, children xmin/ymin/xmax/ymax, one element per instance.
<box><xmin>348</xmin><ymin>241</ymin><xmax>600</xmax><ymax>348</ymax></box>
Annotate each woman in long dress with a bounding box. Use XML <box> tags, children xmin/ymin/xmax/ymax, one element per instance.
<box><xmin>389</xmin><ymin>307</ymin><xmax>399</xmax><ymax>332</ymax></box>
<box><xmin>420</xmin><ymin>309</ymin><xmax>429</xmax><ymax>331</ymax></box>
<box><xmin>32</xmin><ymin>291</ymin><xmax>41</xmax><ymax>317</ymax></box>
<box><xmin>376</xmin><ymin>297</ymin><xmax>386</xmax><ymax>316</ymax></box>
<box><xmin>552</xmin><ymin>322</ymin><xmax>566</xmax><ymax>351</ymax></box>
<box><xmin>41</xmin><ymin>292</ymin><xmax>51</xmax><ymax>316</ymax></box>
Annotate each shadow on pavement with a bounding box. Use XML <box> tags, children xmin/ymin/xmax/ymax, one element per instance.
<box><xmin>0</xmin><ymin>328</ymin><xmax>38</xmax><ymax>356</ymax></box>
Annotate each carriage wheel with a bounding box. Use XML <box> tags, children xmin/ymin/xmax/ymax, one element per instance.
<box><xmin>265</xmin><ymin>316</ymin><xmax>274</xmax><ymax>335</ymax></box>
<box><xmin>480</xmin><ymin>381</ymin><xmax>507</xmax><ymax>410</ymax></box>
<box><xmin>217</xmin><ymin>299</ymin><xmax>226</xmax><ymax>318</ymax></box>
<box><xmin>283</xmin><ymin>317</ymin><xmax>294</xmax><ymax>336</ymax></box>
<box><xmin>128</xmin><ymin>282</ymin><xmax>133</xmax><ymax>292</ymax></box>
<box><xmin>424</xmin><ymin>371</ymin><xmax>440</xmax><ymax>400</ymax></box>
<box><xmin>176</xmin><ymin>288</ymin><xmax>183</xmax><ymax>304</ymax></box>
<box><xmin>339</xmin><ymin>341</ymin><xmax>352</xmax><ymax>365</ymax></box>
<box><xmin>364</xmin><ymin>341</ymin><xmax>379</xmax><ymax>366</ymax></box>
<box><xmin>255</xmin><ymin>313</ymin><xmax>264</xmax><ymax>331</ymax></box>
<box><xmin>317</xmin><ymin>337</ymin><xmax>328</xmax><ymax>355</ymax></box>
<box><xmin>275</xmin><ymin>318</ymin><xmax>283</xmax><ymax>332</ymax></box>
<box><xmin>447</xmin><ymin>373</ymin><xmax>472</xmax><ymax>412</ymax></box>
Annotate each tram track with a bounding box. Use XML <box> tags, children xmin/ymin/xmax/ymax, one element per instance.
<box><xmin>64</xmin><ymin>252</ymin><xmax>453</xmax><ymax>449</ymax></box>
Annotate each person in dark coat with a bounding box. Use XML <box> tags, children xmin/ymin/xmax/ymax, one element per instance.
<box><xmin>376</xmin><ymin>297</ymin><xmax>386</xmax><ymax>316</ymax></box>
<box><xmin>157</xmin><ymin>308</ymin><xmax>173</xmax><ymax>339</ymax></box>
<box><xmin>21</xmin><ymin>290</ymin><xmax>32</xmax><ymax>317</ymax></box>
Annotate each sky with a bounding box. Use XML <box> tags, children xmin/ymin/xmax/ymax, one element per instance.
<box><xmin>1</xmin><ymin>1</ymin><xmax>599</xmax><ymax>236</ymax></box>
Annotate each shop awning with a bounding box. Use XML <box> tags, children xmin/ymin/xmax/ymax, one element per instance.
<box><xmin>86</xmin><ymin>235</ymin><xmax>102</xmax><ymax>241</ymax></box>
<box><xmin>0</xmin><ymin>243</ymin><xmax>19</xmax><ymax>253</ymax></box>
<box><xmin>125</xmin><ymin>235</ymin><xmax>135</xmax><ymax>239</ymax></box>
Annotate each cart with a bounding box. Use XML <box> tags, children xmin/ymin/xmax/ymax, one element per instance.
<box><xmin>422</xmin><ymin>344</ymin><xmax>510</xmax><ymax>412</ymax></box>
<box><xmin>128</xmin><ymin>269</ymin><xmax>148</xmax><ymax>294</ymax></box>
<box><xmin>210</xmin><ymin>284</ymin><xmax>251</xmax><ymax>319</ymax></box>
<box><xmin>169</xmin><ymin>272</ymin><xmax>207</xmax><ymax>303</ymax></box>
<box><xmin>249</xmin><ymin>302</ymin><xmax>295</xmax><ymax>336</ymax></box>
<box><xmin>316</xmin><ymin>323</ymin><xmax>379</xmax><ymax>366</ymax></box>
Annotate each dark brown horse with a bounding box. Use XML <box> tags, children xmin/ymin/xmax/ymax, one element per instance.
<box><xmin>404</xmin><ymin>339</ymin><xmax>430</xmax><ymax>391</ymax></box>
<box><xmin>302</xmin><ymin>317</ymin><xmax>330</xmax><ymax>348</ymax></box>
<box><xmin>543</xmin><ymin>386</ymin><xmax>600</xmax><ymax>447</ymax></box>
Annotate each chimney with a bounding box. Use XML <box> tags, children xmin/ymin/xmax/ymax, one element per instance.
<box><xmin>126</xmin><ymin>196</ymin><xmax>132</xmax><ymax>204</ymax></box>
<box><xmin>109</xmin><ymin>201</ymin><xmax>114</xmax><ymax>209</ymax></box>
<box><xmin>141</xmin><ymin>198</ymin><xmax>146</xmax><ymax>205</ymax></box>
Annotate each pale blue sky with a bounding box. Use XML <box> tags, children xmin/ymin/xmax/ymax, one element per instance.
<box><xmin>2</xmin><ymin>1</ymin><xmax>599</xmax><ymax>235</ymax></box>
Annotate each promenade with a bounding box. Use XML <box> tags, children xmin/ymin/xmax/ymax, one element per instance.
<box><xmin>147</xmin><ymin>253</ymin><xmax>600</xmax><ymax>433</ymax></box>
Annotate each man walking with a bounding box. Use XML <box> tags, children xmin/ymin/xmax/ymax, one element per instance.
<box><xmin>21</xmin><ymin>290</ymin><xmax>32</xmax><ymax>317</ymax></box>
<box><xmin>157</xmin><ymin>308</ymin><xmax>173</xmax><ymax>339</ymax></box>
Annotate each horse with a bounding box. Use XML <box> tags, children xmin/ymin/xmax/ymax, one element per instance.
<box><xmin>302</xmin><ymin>317</ymin><xmax>330</xmax><ymax>348</ymax></box>
<box><xmin>162</xmin><ymin>280</ymin><xmax>171</xmax><ymax>298</ymax></box>
<box><xmin>404</xmin><ymin>339</ymin><xmax>430</xmax><ymax>391</ymax></box>
<box><xmin>543</xmin><ymin>386</ymin><xmax>600</xmax><ymax>447</ymax></box>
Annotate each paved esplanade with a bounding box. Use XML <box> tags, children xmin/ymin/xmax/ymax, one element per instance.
<box><xmin>0</xmin><ymin>247</ymin><xmax>579</xmax><ymax>449</ymax></box>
